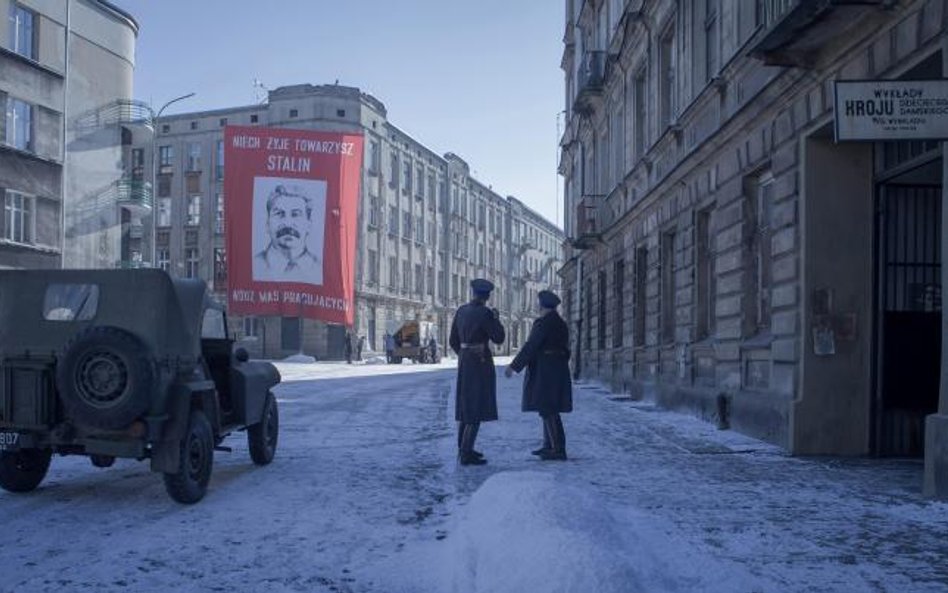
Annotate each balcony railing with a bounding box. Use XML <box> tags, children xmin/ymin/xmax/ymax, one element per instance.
<box><xmin>114</xmin><ymin>179</ymin><xmax>153</xmax><ymax>212</ymax></box>
<box><xmin>574</xmin><ymin>50</ymin><xmax>605</xmax><ymax>115</ymax></box>
<box><xmin>751</xmin><ymin>0</ymin><xmax>887</xmax><ymax>67</ymax></box>
<box><xmin>75</xmin><ymin>99</ymin><xmax>155</xmax><ymax>132</ymax></box>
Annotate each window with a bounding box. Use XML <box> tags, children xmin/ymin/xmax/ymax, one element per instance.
<box><xmin>661</xmin><ymin>231</ymin><xmax>676</xmax><ymax>343</ymax></box>
<box><xmin>634</xmin><ymin>246</ymin><xmax>648</xmax><ymax>347</ymax></box>
<box><xmin>187</xmin><ymin>195</ymin><xmax>201</xmax><ymax>226</ymax></box>
<box><xmin>157</xmin><ymin>197</ymin><xmax>171</xmax><ymax>227</ymax></box>
<box><xmin>427</xmin><ymin>266</ymin><xmax>434</xmax><ymax>296</ymax></box>
<box><xmin>414</xmin><ymin>263</ymin><xmax>423</xmax><ymax>294</ymax></box>
<box><xmin>157</xmin><ymin>248</ymin><xmax>170</xmax><ymax>271</ymax></box>
<box><xmin>243</xmin><ymin>316</ymin><xmax>259</xmax><ymax>338</ymax></box>
<box><xmin>598</xmin><ymin>271</ymin><xmax>608</xmax><ymax>349</ymax></box>
<box><xmin>613</xmin><ymin>106</ymin><xmax>624</xmax><ymax>186</ymax></box>
<box><xmin>416</xmin><ymin>165</ymin><xmax>425</xmax><ymax>197</ymax></box>
<box><xmin>250</xmin><ymin>114</ymin><xmax>259</xmax><ymax>123</ymax></box>
<box><xmin>215</xmin><ymin>140</ymin><xmax>224</xmax><ymax>180</ymax></box>
<box><xmin>187</xmin><ymin>142</ymin><xmax>202</xmax><ymax>171</ymax></box>
<box><xmin>289</xmin><ymin>108</ymin><xmax>299</xmax><ymax>118</ymax></box>
<box><xmin>745</xmin><ymin>172</ymin><xmax>774</xmax><ymax>334</ymax></box>
<box><xmin>190</xmin><ymin>121</ymin><xmax>198</xmax><ymax>130</ymax></box>
<box><xmin>131</xmin><ymin>148</ymin><xmax>145</xmax><ymax>170</ymax></box>
<box><xmin>336</xmin><ymin>109</ymin><xmax>346</xmax><ymax>117</ymax></box>
<box><xmin>585</xmin><ymin>279</ymin><xmax>593</xmax><ymax>350</ymax></box>
<box><xmin>428</xmin><ymin>221</ymin><xmax>436</xmax><ymax>248</ymax></box>
<box><xmin>705</xmin><ymin>0</ymin><xmax>719</xmax><ymax>82</ymax></box>
<box><xmin>388</xmin><ymin>256</ymin><xmax>398</xmax><ymax>288</ymax></box>
<box><xmin>368</xmin><ymin>139</ymin><xmax>380</xmax><ymax>173</ymax></box>
<box><xmin>8</xmin><ymin>3</ymin><xmax>34</xmax><ymax>59</ymax></box>
<box><xmin>414</xmin><ymin>214</ymin><xmax>423</xmax><ymax>242</ymax></box>
<box><xmin>161</xmin><ymin>124</ymin><xmax>170</xmax><ymax>134</ymax></box>
<box><xmin>5</xmin><ymin>97</ymin><xmax>32</xmax><ymax>151</ymax></box>
<box><xmin>402</xmin><ymin>160</ymin><xmax>412</xmax><ymax>193</ymax></box>
<box><xmin>215</xmin><ymin>193</ymin><xmax>224</xmax><ymax>234</ymax></box>
<box><xmin>659</xmin><ymin>24</ymin><xmax>675</xmax><ymax>129</ymax></box>
<box><xmin>452</xmin><ymin>273</ymin><xmax>459</xmax><ymax>300</ymax></box>
<box><xmin>402</xmin><ymin>211</ymin><xmax>411</xmax><ymax>239</ymax></box>
<box><xmin>388</xmin><ymin>205</ymin><xmax>399</xmax><ymax>235</ymax></box>
<box><xmin>367</xmin><ymin>249</ymin><xmax>378</xmax><ymax>284</ymax></box>
<box><xmin>428</xmin><ymin>174</ymin><xmax>436</xmax><ymax>210</ymax></box>
<box><xmin>219</xmin><ymin>117</ymin><xmax>228</xmax><ymax>127</ymax></box>
<box><xmin>614</xmin><ymin>259</ymin><xmax>625</xmax><ymax>347</ymax></box>
<box><xmin>159</xmin><ymin>145</ymin><xmax>174</xmax><ymax>167</ymax></box>
<box><xmin>157</xmin><ymin>175</ymin><xmax>171</xmax><ymax>197</ymax></box>
<box><xmin>402</xmin><ymin>260</ymin><xmax>411</xmax><ymax>291</ymax></box>
<box><xmin>43</xmin><ymin>284</ymin><xmax>98</xmax><ymax>321</ymax></box>
<box><xmin>185</xmin><ymin>248</ymin><xmax>200</xmax><ymax>278</ymax></box>
<box><xmin>3</xmin><ymin>190</ymin><xmax>32</xmax><ymax>244</ymax></box>
<box><xmin>369</xmin><ymin>197</ymin><xmax>380</xmax><ymax>227</ymax></box>
<box><xmin>201</xmin><ymin>309</ymin><xmax>226</xmax><ymax>339</ymax></box>
<box><xmin>478</xmin><ymin>244</ymin><xmax>485</xmax><ymax>267</ymax></box>
<box><xmin>390</xmin><ymin>154</ymin><xmax>399</xmax><ymax>187</ymax></box>
<box><xmin>214</xmin><ymin>248</ymin><xmax>227</xmax><ymax>284</ymax></box>
<box><xmin>696</xmin><ymin>208</ymin><xmax>716</xmax><ymax>340</ymax></box>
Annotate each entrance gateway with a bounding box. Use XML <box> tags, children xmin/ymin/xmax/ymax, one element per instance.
<box><xmin>834</xmin><ymin>68</ymin><xmax>946</xmax><ymax>458</ymax></box>
<box><xmin>874</xmin><ymin>141</ymin><xmax>942</xmax><ymax>456</ymax></box>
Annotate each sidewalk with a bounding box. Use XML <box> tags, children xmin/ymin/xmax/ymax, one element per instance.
<box><xmin>373</xmin><ymin>376</ymin><xmax>948</xmax><ymax>593</ymax></box>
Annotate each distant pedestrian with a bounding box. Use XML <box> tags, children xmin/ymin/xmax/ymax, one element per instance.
<box><xmin>450</xmin><ymin>278</ymin><xmax>505</xmax><ymax>466</ymax></box>
<box><xmin>356</xmin><ymin>335</ymin><xmax>365</xmax><ymax>361</ymax></box>
<box><xmin>427</xmin><ymin>336</ymin><xmax>438</xmax><ymax>364</ymax></box>
<box><xmin>344</xmin><ymin>331</ymin><xmax>353</xmax><ymax>364</ymax></box>
<box><xmin>505</xmin><ymin>290</ymin><xmax>572</xmax><ymax>460</ymax></box>
<box><xmin>384</xmin><ymin>332</ymin><xmax>395</xmax><ymax>364</ymax></box>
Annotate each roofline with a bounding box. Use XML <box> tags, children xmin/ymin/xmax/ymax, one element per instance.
<box><xmin>156</xmin><ymin>104</ymin><xmax>264</xmax><ymax>121</ymax></box>
<box><xmin>94</xmin><ymin>0</ymin><xmax>140</xmax><ymax>35</ymax></box>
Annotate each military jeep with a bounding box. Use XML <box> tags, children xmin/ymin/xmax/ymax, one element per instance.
<box><xmin>0</xmin><ymin>269</ymin><xmax>281</xmax><ymax>504</ymax></box>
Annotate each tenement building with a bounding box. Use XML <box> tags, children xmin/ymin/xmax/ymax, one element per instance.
<box><xmin>559</xmin><ymin>0</ymin><xmax>948</xmax><ymax>497</ymax></box>
<box><xmin>132</xmin><ymin>84</ymin><xmax>563</xmax><ymax>360</ymax></box>
<box><xmin>0</xmin><ymin>0</ymin><xmax>141</xmax><ymax>269</ymax></box>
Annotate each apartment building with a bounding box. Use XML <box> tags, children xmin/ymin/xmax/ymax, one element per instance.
<box><xmin>0</xmin><ymin>0</ymin><xmax>140</xmax><ymax>269</ymax></box>
<box><xmin>560</xmin><ymin>0</ymin><xmax>948</xmax><ymax>497</ymax></box>
<box><xmin>134</xmin><ymin>84</ymin><xmax>564</xmax><ymax>360</ymax></box>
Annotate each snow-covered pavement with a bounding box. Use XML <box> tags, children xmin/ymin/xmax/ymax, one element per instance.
<box><xmin>2</xmin><ymin>359</ymin><xmax>947</xmax><ymax>593</ymax></box>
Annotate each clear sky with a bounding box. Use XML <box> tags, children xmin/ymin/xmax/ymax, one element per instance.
<box><xmin>111</xmin><ymin>0</ymin><xmax>566</xmax><ymax>228</ymax></box>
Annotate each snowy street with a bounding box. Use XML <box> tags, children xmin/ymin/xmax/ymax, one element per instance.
<box><xmin>2</xmin><ymin>359</ymin><xmax>947</xmax><ymax>593</ymax></box>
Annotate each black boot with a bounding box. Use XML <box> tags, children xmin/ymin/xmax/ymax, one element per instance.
<box><xmin>458</xmin><ymin>422</ymin><xmax>485</xmax><ymax>459</ymax></box>
<box><xmin>459</xmin><ymin>423</ymin><xmax>486</xmax><ymax>466</ymax></box>
<box><xmin>532</xmin><ymin>417</ymin><xmax>552</xmax><ymax>455</ymax></box>
<box><xmin>539</xmin><ymin>415</ymin><xmax>567</xmax><ymax>461</ymax></box>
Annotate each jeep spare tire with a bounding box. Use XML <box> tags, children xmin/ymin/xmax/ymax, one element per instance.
<box><xmin>56</xmin><ymin>326</ymin><xmax>156</xmax><ymax>430</ymax></box>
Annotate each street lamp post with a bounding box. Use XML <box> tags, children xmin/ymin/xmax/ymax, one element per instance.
<box><xmin>150</xmin><ymin>92</ymin><xmax>195</xmax><ymax>267</ymax></box>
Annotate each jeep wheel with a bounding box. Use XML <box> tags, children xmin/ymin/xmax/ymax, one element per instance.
<box><xmin>163</xmin><ymin>410</ymin><xmax>214</xmax><ymax>504</ymax></box>
<box><xmin>248</xmin><ymin>392</ymin><xmax>279</xmax><ymax>466</ymax></box>
<box><xmin>56</xmin><ymin>326</ymin><xmax>156</xmax><ymax>430</ymax></box>
<box><xmin>0</xmin><ymin>449</ymin><xmax>52</xmax><ymax>493</ymax></box>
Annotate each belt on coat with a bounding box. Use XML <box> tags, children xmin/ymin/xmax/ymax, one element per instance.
<box><xmin>460</xmin><ymin>342</ymin><xmax>486</xmax><ymax>350</ymax></box>
<box><xmin>542</xmin><ymin>349</ymin><xmax>567</xmax><ymax>355</ymax></box>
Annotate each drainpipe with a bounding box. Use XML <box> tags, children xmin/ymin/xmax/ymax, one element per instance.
<box><xmin>59</xmin><ymin>0</ymin><xmax>72</xmax><ymax>268</ymax></box>
<box><xmin>573</xmin><ymin>254</ymin><xmax>583</xmax><ymax>380</ymax></box>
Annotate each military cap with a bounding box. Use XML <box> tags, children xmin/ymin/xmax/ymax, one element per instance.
<box><xmin>471</xmin><ymin>278</ymin><xmax>494</xmax><ymax>296</ymax></box>
<box><xmin>538</xmin><ymin>289</ymin><xmax>561</xmax><ymax>308</ymax></box>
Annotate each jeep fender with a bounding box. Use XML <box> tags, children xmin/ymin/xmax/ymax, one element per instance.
<box><xmin>232</xmin><ymin>362</ymin><xmax>281</xmax><ymax>427</ymax></box>
<box><xmin>149</xmin><ymin>380</ymin><xmax>216</xmax><ymax>474</ymax></box>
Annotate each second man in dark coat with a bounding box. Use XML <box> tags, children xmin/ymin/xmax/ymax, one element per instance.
<box><xmin>505</xmin><ymin>289</ymin><xmax>572</xmax><ymax>460</ymax></box>
<box><xmin>450</xmin><ymin>278</ymin><xmax>506</xmax><ymax>466</ymax></box>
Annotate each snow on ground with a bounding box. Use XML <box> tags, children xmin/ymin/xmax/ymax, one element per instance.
<box><xmin>1</xmin><ymin>360</ymin><xmax>947</xmax><ymax>593</ymax></box>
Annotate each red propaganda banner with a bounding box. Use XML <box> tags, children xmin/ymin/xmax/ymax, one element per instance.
<box><xmin>224</xmin><ymin>125</ymin><xmax>363</xmax><ymax>325</ymax></box>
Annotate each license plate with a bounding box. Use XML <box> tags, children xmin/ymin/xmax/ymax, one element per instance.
<box><xmin>0</xmin><ymin>432</ymin><xmax>21</xmax><ymax>451</ymax></box>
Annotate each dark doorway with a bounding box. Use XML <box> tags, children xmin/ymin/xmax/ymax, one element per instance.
<box><xmin>875</xmin><ymin>170</ymin><xmax>942</xmax><ymax>456</ymax></box>
<box><xmin>281</xmin><ymin>317</ymin><xmax>301</xmax><ymax>352</ymax></box>
<box><xmin>327</xmin><ymin>324</ymin><xmax>347</xmax><ymax>360</ymax></box>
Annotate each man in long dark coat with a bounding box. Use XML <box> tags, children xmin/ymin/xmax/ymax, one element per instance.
<box><xmin>505</xmin><ymin>290</ymin><xmax>572</xmax><ymax>460</ymax></box>
<box><xmin>450</xmin><ymin>278</ymin><xmax>506</xmax><ymax>466</ymax></box>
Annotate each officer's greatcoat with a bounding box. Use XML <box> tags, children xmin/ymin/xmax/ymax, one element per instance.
<box><xmin>449</xmin><ymin>301</ymin><xmax>505</xmax><ymax>422</ymax></box>
<box><xmin>509</xmin><ymin>311</ymin><xmax>573</xmax><ymax>415</ymax></box>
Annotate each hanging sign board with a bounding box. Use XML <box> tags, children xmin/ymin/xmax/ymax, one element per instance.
<box><xmin>834</xmin><ymin>79</ymin><xmax>948</xmax><ymax>141</ymax></box>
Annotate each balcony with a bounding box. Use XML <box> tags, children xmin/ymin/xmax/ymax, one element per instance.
<box><xmin>573</xmin><ymin>51</ymin><xmax>605</xmax><ymax>116</ymax></box>
<box><xmin>570</xmin><ymin>195</ymin><xmax>604</xmax><ymax>250</ymax></box>
<box><xmin>114</xmin><ymin>179</ymin><xmax>153</xmax><ymax>213</ymax></box>
<box><xmin>75</xmin><ymin>99</ymin><xmax>154</xmax><ymax>133</ymax></box>
<box><xmin>750</xmin><ymin>0</ymin><xmax>888</xmax><ymax>67</ymax></box>
<box><xmin>115</xmin><ymin>259</ymin><xmax>149</xmax><ymax>269</ymax></box>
